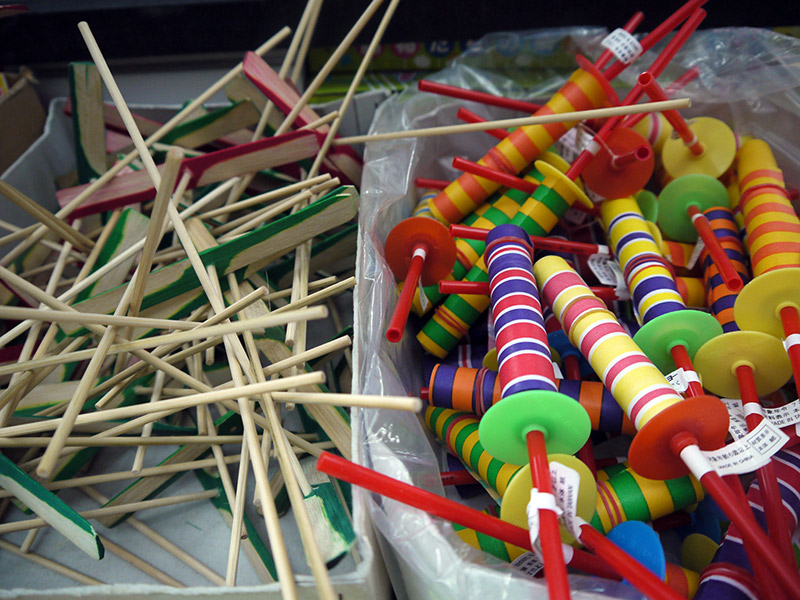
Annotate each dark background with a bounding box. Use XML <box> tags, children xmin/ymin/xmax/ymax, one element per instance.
<box><xmin>1</xmin><ymin>0</ymin><xmax>797</xmax><ymax>68</ymax></box>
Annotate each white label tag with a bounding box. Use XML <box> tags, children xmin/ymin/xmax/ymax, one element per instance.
<box><xmin>702</xmin><ymin>419</ymin><xmax>789</xmax><ymax>475</ymax></box>
<box><xmin>784</xmin><ymin>334</ymin><xmax>800</xmax><ymax>353</ymax></box>
<box><xmin>563</xmin><ymin>207</ymin><xmax>591</xmax><ymax>226</ymax></box>
<box><xmin>686</xmin><ymin>239</ymin><xmax>705</xmax><ymax>270</ymax></box>
<box><xmin>550</xmin><ymin>461</ymin><xmax>582</xmax><ymax>540</ymax></box>
<box><xmin>720</xmin><ymin>398</ymin><xmax>750</xmax><ymax>440</ymax></box>
<box><xmin>588</xmin><ymin>253</ymin><xmax>622</xmax><ymax>286</ymax></box>
<box><xmin>558</xmin><ymin>127</ymin><xmax>593</xmax><ymax>164</ymax></box>
<box><xmin>601</xmin><ymin>28</ymin><xmax>643</xmax><ymax>64</ymax></box>
<box><xmin>511</xmin><ymin>552</ymin><xmax>545</xmax><ymax>578</ymax></box>
<box><xmin>551</xmin><ymin>360</ymin><xmax>564</xmax><ymax>380</ymax></box>
<box><xmin>418</xmin><ymin>279</ymin><xmax>430</xmax><ymax>312</ymax></box>
<box><xmin>665</xmin><ymin>368</ymin><xmax>689</xmax><ymax>394</ymax></box>
<box><xmin>764</xmin><ymin>399</ymin><xmax>800</xmax><ymax>428</ymax></box>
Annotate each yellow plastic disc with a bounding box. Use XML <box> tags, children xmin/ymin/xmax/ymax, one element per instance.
<box><xmin>661</xmin><ymin>117</ymin><xmax>737</xmax><ymax>180</ymax></box>
<box><xmin>535</xmin><ymin>160</ymin><xmax>593</xmax><ymax>209</ymax></box>
<box><xmin>482</xmin><ymin>347</ymin><xmax>498</xmax><ymax>371</ymax></box>
<box><xmin>734</xmin><ymin>268</ymin><xmax>800</xmax><ymax>338</ymax></box>
<box><xmin>681</xmin><ymin>533</ymin><xmax>719</xmax><ymax>573</ymax></box>
<box><xmin>499</xmin><ymin>454</ymin><xmax>596</xmax><ymax>546</ymax></box>
<box><xmin>693</xmin><ymin>331</ymin><xmax>792</xmax><ymax>398</ymax></box>
<box><xmin>541</xmin><ymin>150</ymin><xmax>584</xmax><ymax>191</ymax></box>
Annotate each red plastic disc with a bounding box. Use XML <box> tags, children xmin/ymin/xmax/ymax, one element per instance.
<box><xmin>384</xmin><ymin>217</ymin><xmax>457</xmax><ymax>285</ymax></box>
<box><xmin>628</xmin><ymin>395</ymin><xmax>729</xmax><ymax>481</ymax></box>
<box><xmin>582</xmin><ymin>127</ymin><xmax>655</xmax><ymax>199</ymax></box>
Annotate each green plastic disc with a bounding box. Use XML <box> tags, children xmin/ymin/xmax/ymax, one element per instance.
<box><xmin>693</xmin><ymin>331</ymin><xmax>792</xmax><ymax>398</ymax></box>
<box><xmin>633</xmin><ymin>310</ymin><xmax>724</xmax><ymax>374</ymax></box>
<box><xmin>657</xmin><ymin>174</ymin><xmax>729</xmax><ymax>243</ymax></box>
<box><xmin>635</xmin><ymin>190</ymin><xmax>659</xmax><ymax>223</ymax></box>
<box><xmin>478</xmin><ymin>390</ymin><xmax>591</xmax><ymax>466</ymax></box>
<box><xmin>734</xmin><ymin>268</ymin><xmax>800</xmax><ymax>338</ymax></box>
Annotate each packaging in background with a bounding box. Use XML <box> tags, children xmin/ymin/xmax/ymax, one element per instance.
<box><xmin>354</xmin><ymin>27</ymin><xmax>800</xmax><ymax>599</ymax></box>
<box><xmin>0</xmin><ymin>67</ymin><xmax>46</xmax><ymax>174</ymax></box>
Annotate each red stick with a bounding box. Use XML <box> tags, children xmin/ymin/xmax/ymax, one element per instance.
<box><xmin>736</xmin><ymin>364</ymin><xmax>796</xmax><ymax>567</ymax></box>
<box><xmin>526</xmin><ymin>430</ymin><xmax>571</xmax><ymax>600</ymax></box>
<box><xmin>603</xmin><ymin>0</ymin><xmax>708</xmax><ymax>81</ymax></box>
<box><xmin>670</xmin><ymin>432</ymin><xmax>800</xmax><ymax>598</ymax></box>
<box><xmin>452</xmin><ymin>157</ymin><xmax>537</xmax><ymax>194</ymax></box>
<box><xmin>579</xmin><ymin>525</ymin><xmax>684</xmax><ymax>600</ymax></box>
<box><xmin>567</xmin><ymin>9</ymin><xmax>706</xmax><ymax>179</ymax></box>
<box><xmin>639</xmin><ymin>72</ymin><xmax>704</xmax><ymax>155</ymax></box>
<box><xmin>417</xmin><ymin>79</ymin><xmax>541</xmax><ymax>113</ymax></box>
<box><xmin>623</xmin><ymin>67</ymin><xmax>700</xmax><ymax>128</ymax></box>
<box><xmin>415</xmin><ymin>177</ymin><xmax>449</xmax><ymax>190</ymax></box>
<box><xmin>386</xmin><ymin>246</ymin><xmax>426</xmax><ymax>343</ymax></box>
<box><xmin>440</xmin><ymin>470</ymin><xmax>478</xmax><ymax>486</ymax></box>
<box><xmin>687</xmin><ymin>204</ymin><xmax>744</xmax><ymax>291</ymax></box>
<box><xmin>610</xmin><ymin>144</ymin><xmax>652</xmax><ymax>169</ymax></box>
<box><xmin>668</xmin><ymin>344</ymin><xmax>705</xmax><ymax>397</ymax></box>
<box><xmin>449</xmin><ymin>224</ymin><xmax>609</xmax><ymax>256</ymax></box>
<box><xmin>456</xmin><ymin>107</ymin><xmax>509</xmax><ymax>140</ymax></box>
<box><xmin>780</xmin><ymin>306</ymin><xmax>800</xmax><ymax>403</ymax></box>
<box><xmin>593</xmin><ymin>11</ymin><xmax>645</xmax><ymax>71</ymax></box>
<box><xmin>315</xmin><ymin>451</ymin><xmax>622</xmax><ymax>581</ymax></box>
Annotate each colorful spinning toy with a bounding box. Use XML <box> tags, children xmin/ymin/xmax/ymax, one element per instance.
<box><xmin>601</xmin><ymin>197</ymin><xmax>723</xmax><ymax>396</ymax></box>
<box><xmin>384</xmin><ymin>216</ymin><xmax>456</xmax><ymax>342</ymax></box>
<box><xmin>533</xmin><ymin>255</ymin><xmax>800</xmax><ymax>596</ymax></box>
<box><xmin>639</xmin><ymin>72</ymin><xmax>737</xmax><ymax>181</ymax></box>
<box><xmin>476</xmin><ymin>224</ymin><xmax>590</xmax><ymax>600</ymax></box>
<box><xmin>693</xmin><ymin>330</ymin><xmax>795</xmax><ymax>566</ymax></box>
<box><xmin>657</xmin><ymin>174</ymin><xmax>745</xmax><ymax>291</ymax></box>
<box><xmin>733</xmin><ymin>138</ymin><xmax>800</xmax><ymax>402</ymax></box>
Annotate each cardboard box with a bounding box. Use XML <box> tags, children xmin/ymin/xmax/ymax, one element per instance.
<box><xmin>0</xmin><ymin>68</ymin><xmax>46</xmax><ymax>174</ymax></box>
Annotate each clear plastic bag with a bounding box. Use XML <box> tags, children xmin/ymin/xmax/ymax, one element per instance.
<box><xmin>352</xmin><ymin>27</ymin><xmax>800</xmax><ymax>599</ymax></box>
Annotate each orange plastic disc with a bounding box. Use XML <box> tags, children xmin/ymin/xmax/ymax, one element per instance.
<box><xmin>384</xmin><ymin>217</ymin><xmax>457</xmax><ymax>285</ymax></box>
<box><xmin>582</xmin><ymin>127</ymin><xmax>655</xmax><ymax>199</ymax></box>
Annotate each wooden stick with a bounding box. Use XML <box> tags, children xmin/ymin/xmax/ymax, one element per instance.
<box><xmin>0</xmin><ymin>455</ymin><xmax>242</xmax><ymax>499</ymax></box>
<box><xmin>19</xmin><ymin>527</ymin><xmax>40</xmax><ymax>553</ymax></box>
<box><xmin>270</xmin><ymin>391</ymin><xmax>422</xmax><ymax>411</ymax></box>
<box><xmin>274</xmin><ymin>0</ymin><xmax>384</xmax><ymax>136</ymax></box>
<box><xmin>0</xmin><ymin>305</ymin><xmax>203</xmax><ymax>330</ymax></box>
<box><xmin>0</xmin><ymin>372</ymin><xmax>325</xmax><ymax>438</ymax></box>
<box><xmin>226</xmin><ymin>438</ymin><xmax>251</xmax><ymax>585</ymax></box>
<box><xmin>264</xmin><ymin>275</ymin><xmax>338</xmax><ymax>302</ymax></box>
<box><xmin>128</xmin><ymin>148</ymin><xmax>186</xmax><ymax>319</ymax></box>
<box><xmin>90</xmin><ymin>288</ymin><xmax>267</xmax><ymax>407</ymax></box>
<box><xmin>0</xmin><ymin>220</ymin><xmax>86</xmax><ymax>261</ymax></box>
<box><xmin>223</xmin><ymin>0</ymin><xmax>322</xmax><ymax>208</ymax></box>
<box><xmin>213</xmin><ymin>189</ymin><xmax>314</xmax><ymax>238</ymax></box>
<box><xmin>0</xmin><ymin>308</ymin><xmax>327</xmax><ymax>378</ymax></box>
<box><xmin>229</xmin><ymin>277</ymin><xmax>336</xmax><ymax>600</ymax></box>
<box><xmin>131</xmin><ymin>369</ymin><xmax>164</xmax><ymax>474</ymax></box>
<box><xmin>0</xmin><ymin>453</ymin><xmax>103</xmax><ymax>559</ymax></box>
<box><xmin>0</xmin><ymin>180</ymin><xmax>94</xmax><ymax>252</ymax></box>
<box><xmin>0</xmin><ymin>435</ymin><xmax>270</xmax><ymax>448</ymax></box>
<box><xmin>333</xmin><ymin>98</ymin><xmax>693</xmax><ymax>145</ymax></box>
<box><xmin>0</xmin><ymin>490</ymin><xmax>217</xmax><ymax>535</ymax></box>
<box><xmin>0</xmin><ymin>27</ymin><xmax>291</xmax><ymax>265</ymax></box>
<box><xmin>0</xmin><ymin>538</ymin><xmax>104</xmax><ymax>585</ymax></box>
<box><xmin>98</xmin><ymin>534</ymin><xmax>185</xmax><ymax>588</ymax></box>
<box><xmin>198</xmin><ymin>174</ymin><xmax>331</xmax><ymax>220</ymax></box>
<box><xmin>290</xmin><ymin>0</ymin><xmax>324</xmax><ymax>84</ymax></box>
<box><xmin>80</xmin><ymin>486</ymin><xmax>227</xmax><ymax>586</ymax></box>
<box><xmin>272</xmin><ymin>276</ymin><xmax>355</xmax><ymax>313</ymax></box>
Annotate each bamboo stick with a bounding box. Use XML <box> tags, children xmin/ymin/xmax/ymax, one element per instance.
<box><xmin>335</xmin><ymin>98</ymin><xmax>693</xmax><ymax>145</ymax></box>
<box><xmin>80</xmin><ymin>486</ymin><xmax>227</xmax><ymax>586</ymax></box>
